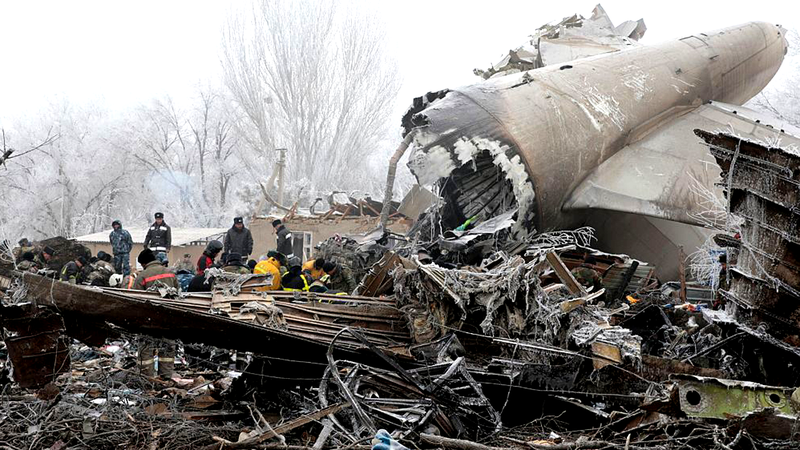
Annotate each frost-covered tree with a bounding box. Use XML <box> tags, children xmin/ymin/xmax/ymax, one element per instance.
<box><xmin>221</xmin><ymin>0</ymin><xmax>400</xmax><ymax>196</ymax></box>
<box><xmin>1</xmin><ymin>100</ymin><xmax>133</xmax><ymax>239</ymax></box>
<box><xmin>747</xmin><ymin>29</ymin><xmax>800</xmax><ymax>128</ymax></box>
<box><xmin>119</xmin><ymin>88</ymin><xmax>243</xmax><ymax>227</ymax></box>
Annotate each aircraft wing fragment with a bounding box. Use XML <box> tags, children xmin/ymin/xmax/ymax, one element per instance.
<box><xmin>563</xmin><ymin>101</ymin><xmax>800</xmax><ymax>227</ymax></box>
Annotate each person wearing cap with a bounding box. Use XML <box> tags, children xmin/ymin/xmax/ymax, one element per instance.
<box><xmin>33</xmin><ymin>246</ymin><xmax>55</xmax><ymax>271</ymax></box>
<box><xmin>143</xmin><ymin>212</ymin><xmax>172</xmax><ymax>259</ymax></box>
<box><xmin>223</xmin><ymin>252</ymin><xmax>251</xmax><ymax>275</ymax></box>
<box><xmin>272</xmin><ymin>219</ymin><xmax>293</xmax><ymax>258</ymax></box>
<box><xmin>60</xmin><ymin>256</ymin><xmax>87</xmax><ymax>284</ymax></box>
<box><xmin>302</xmin><ymin>258</ymin><xmax>326</xmax><ymax>281</ymax></box>
<box><xmin>254</xmin><ymin>251</ymin><xmax>284</xmax><ymax>291</ymax></box>
<box><xmin>224</xmin><ymin>217</ymin><xmax>254</xmax><ymax>260</ymax></box>
<box><xmin>109</xmin><ymin>219</ymin><xmax>133</xmax><ymax>276</ymax></box>
<box><xmin>135</xmin><ymin>249</ymin><xmax>178</xmax><ymax>291</ymax></box>
<box><xmin>323</xmin><ymin>261</ymin><xmax>356</xmax><ymax>294</ymax></box>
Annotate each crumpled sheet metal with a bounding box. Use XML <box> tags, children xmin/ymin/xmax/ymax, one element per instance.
<box><xmin>1</xmin><ymin>304</ymin><xmax>71</xmax><ymax>389</ymax></box>
<box><xmin>697</xmin><ymin>130</ymin><xmax>800</xmax><ymax>337</ymax></box>
<box><xmin>475</xmin><ymin>4</ymin><xmax>646</xmax><ymax>79</ymax></box>
<box><xmin>571</xmin><ymin>320</ymin><xmax>642</xmax><ymax>368</ymax></box>
<box><xmin>398</xmin><ymin>256</ymin><xmax>558</xmax><ymax>342</ymax></box>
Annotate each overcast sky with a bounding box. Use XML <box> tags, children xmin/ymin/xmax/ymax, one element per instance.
<box><xmin>1</xmin><ymin>1</ymin><xmax>798</xmax><ymax>124</ymax></box>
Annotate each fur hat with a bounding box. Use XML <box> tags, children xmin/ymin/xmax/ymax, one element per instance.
<box><xmin>138</xmin><ymin>248</ymin><xmax>156</xmax><ymax>266</ymax></box>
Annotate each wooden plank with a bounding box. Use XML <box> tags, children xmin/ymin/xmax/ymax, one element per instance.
<box><xmin>545</xmin><ymin>251</ymin><xmax>587</xmax><ymax>296</ymax></box>
<box><xmin>207</xmin><ymin>403</ymin><xmax>350</xmax><ymax>449</ymax></box>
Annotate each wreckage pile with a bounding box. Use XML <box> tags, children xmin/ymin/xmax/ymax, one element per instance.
<box><xmin>1</xmin><ymin>131</ymin><xmax>800</xmax><ymax>449</ymax></box>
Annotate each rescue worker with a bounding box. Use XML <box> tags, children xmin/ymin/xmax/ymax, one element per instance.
<box><xmin>282</xmin><ymin>263</ymin><xmax>312</xmax><ymax>291</ymax></box>
<box><xmin>121</xmin><ymin>272</ymin><xmax>138</xmax><ymax>289</ymax></box>
<box><xmin>143</xmin><ymin>212</ymin><xmax>171</xmax><ymax>260</ymax></box>
<box><xmin>17</xmin><ymin>251</ymin><xmax>36</xmax><ymax>271</ymax></box>
<box><xmin>187</xmin><ymin>272</ymin><xmax>215</xmax><ymax>292</ymax></box>
<box><xmin>224</xmin><ymin>217</ymin><xmax>254</xmax><ymax>260</ymax></box>
<box><xmin>247</xmin><ymin>259</ymin><xmax>257</xmax><ymax>272</ymax></box>
<box><xmin>272</xmin><ymin>219</ymin><xmax>293</xmax><ymax>258</ymax></box>
<box><xmin>85</xmin><ymin>251</ymin><xmax>115</xmax><ymax>286</ymax></box>
<box><xmin>33</xmin><ymin>246</ymin><xmax>55</xmax><ymax>271</ymax></box>
<box><xmin>134</xmin><ymin>248</ymin><xmax>178</xmax><ymax>378</ymax></box>
<box><xmin>197</xmin><ymin>240</ymin><xmax>223</xmax><ymax>276</ymax></box>
<box><xmin>109</xmin><ymin>219</ymin><xmax>133</xmax><ymax>276</ymax></box>
<box><xmin>570</xmin><ymin>255</ymin><xmax>603</xmax><ymax>293</ymax></box>
<box><xmin>323</xmin><ymin>262</ymin><xmax>356</xmax><ymax>294</ymax></box>
<box><xmin>302</xmin><ymin>258</ymin><xmax>326</xmax><ymax>281</ymax></box>
<box><xmin>308</xmin><ymin>277</ymin><xmax>329</xmax><ymax>293</ymax></box>
<box><xmin>134</xmin><ymin>249</ymin><xmax>178</xmax><ymax>291</ymax></box>
<box><xmin>173</xmin><ymin>253</ymin><xmax>195</xmax><ymax>274</ymax></box>
<box><xmin>61</xmin><ymin>256</ymin><xmax>87</xmax><ymax>284</ymax></box>
<box><xmin>14</xmin><ymin>238</ymin><xmax>34</xmax><ymax>260</ymax></box>
<box><xmin>223</xmin><ymin>252</ymin><xmax>251</xmax><ymax>274</ymax></box>
<box><xmin>173</xmin><ymin>253</ymin><xmax>195</xmax><ymax>291</ymax></box>
<box><xmin>253</xmin><ymin>251</ymin><xmax>284</xmax><ymax>291</ymax></box>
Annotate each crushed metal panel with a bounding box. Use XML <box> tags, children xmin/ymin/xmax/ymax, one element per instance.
<box><xmin>697</xmin><ymin>130</ymin><xmax>800</xmax><ymax>337</ymax></box>
<box><xmin>397</xmin><ymin>184</ymin><xmax>438</xmax><ymax>222</ymax></box>
<box><xmin>1</xmin><ymin>303</ymin><xmax>70</xmax><ymax>389</ymax></box>
<box><xmin>673</xmin><ymin>375</ymin><xmax>795</xmax><ymax>419</ymax></box>
<box><xmin>475</xmin><ymin>4</ymin><xmax>646</xmax><ymax>78</ymax></box>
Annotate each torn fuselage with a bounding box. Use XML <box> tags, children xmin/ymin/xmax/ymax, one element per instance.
<box><xmin>403</xmin><ymin>22</ymin><xmax>787</xmax><ymax>237</ymax></box>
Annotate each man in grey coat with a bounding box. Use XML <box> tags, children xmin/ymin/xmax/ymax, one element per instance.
<box><xmin>224</xmin><ymin>217</ymin><xmax>254</xmax><ymax>260</ymax></box>
<box><xmin>109</xmin><ymin>219</ymin><xmax>133</xmax><ymax>276</ymax></box>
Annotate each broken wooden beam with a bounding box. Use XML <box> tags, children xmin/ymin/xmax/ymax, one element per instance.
<box><xmin>204</xmin><ymin>402</ymin><xmax>350</xmax><ymax>450</ymax></box>
<box><xmin>545</xmin><ymin>251</ymin><xmax>587</xmax><ymax>296</ymax></box>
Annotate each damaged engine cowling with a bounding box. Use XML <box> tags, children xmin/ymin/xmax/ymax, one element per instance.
<box><xmin>401</xmin><ymin>22</ymin><xmax>786</xmax><ymax>241</ymax></box>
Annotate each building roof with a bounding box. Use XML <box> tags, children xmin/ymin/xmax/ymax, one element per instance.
<box><xmin>73</xmin><ymin>227</ymin><xmax>228</xmax><ymax>247</ymax></box>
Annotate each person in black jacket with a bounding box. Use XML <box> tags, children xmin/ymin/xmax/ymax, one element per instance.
<box><xmin>224</xmin><ymin>217</ymin><xmax>254</xmax><ymax>259</ymax></box>
<box><xmin>272</xmin><ymin>219</ymin><xmax>293</xmax><ymax>258</ymax></box>
<box><xmin>143</xmin><ymin>212</ymin><xmax>171</xmax><ymax>259</ymax></box>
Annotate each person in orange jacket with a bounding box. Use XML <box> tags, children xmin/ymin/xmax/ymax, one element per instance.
<box><xmin>302</xmin><ymin>258</ymin><xmax>326</xmax><ymax>281</ymax></box>
<box><xmin>254</xmin><ymin>251</ymin><xmax>285</xmax><ymax>291</ymax></box>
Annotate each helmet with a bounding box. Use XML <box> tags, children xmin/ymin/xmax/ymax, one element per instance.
<box><xmin>206</xmin><ymin>240</ymin><xmax>223</xmax><ymax>253</ymax></box>
<box><xmin>287</xmin><ymin>256</ymin><xmax>302</xmax><ymax>268</ymax></box>
<box><xmin>109</xmin><ymin>274</ymin><xmax>123</xmax><ymax>287</ymax></box>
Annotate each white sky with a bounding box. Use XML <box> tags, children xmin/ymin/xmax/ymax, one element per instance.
<box><xmin>1</xmin><ymin>1</ymin><xmax>798</xmax><ymax>124</ymax></box>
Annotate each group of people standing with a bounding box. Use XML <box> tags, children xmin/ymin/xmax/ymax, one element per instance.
<box><xmin>103</xmin><ymin>213</ymin><xmax>355</xmax><ymax>296</ymax></box>
<box><xmin>190</xmin><ymin>219</ymin><xmax>356</xmax><ymax>295</ymax></box>
<box><xmin>14</xmin><ymin>213</ymin><xmax>356</xmax><ymax>296</ymax></box>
